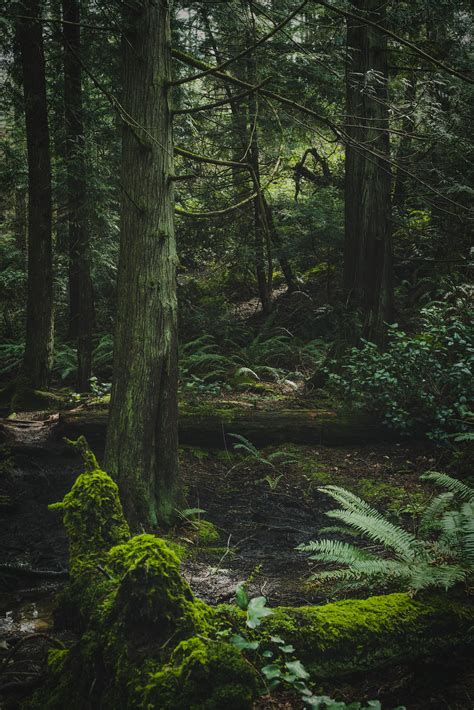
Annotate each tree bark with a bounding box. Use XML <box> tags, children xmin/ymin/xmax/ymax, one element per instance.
<box><xmin>16</xmin><ymin>0</ymin><xmax>54</xmax><ymax>389</ymax></box>
<box><xmin>343</xmin><ymin>0</ymin><xmax>393</xmax><ymax>344</ymax></box>
<box><xmin>104</xmin><ymin>0</ymin><xmax>179</xmax><ymax>527</ymax></box>
<box><xmin>63</xmin><ymin>0</ymin><xmax>95</xmax><ymax>392</ymax></box>
<box><xmin>392</xmin><ymin>75</ymin><xmax>417</xmax><ymax>210</ymax></box>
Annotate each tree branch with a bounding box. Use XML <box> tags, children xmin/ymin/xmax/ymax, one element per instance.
<box><xmin>312</xmin><ymin>0</ymin><xmax>473</xmax><ymax>85</ymax></box>
<box><xmin>171</xmin><ymin>0</ymin><xmax>309</xmax><ymax>87</ymax></box>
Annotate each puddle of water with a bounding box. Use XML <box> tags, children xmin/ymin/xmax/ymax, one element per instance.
<box><xmin>0</xmin><ymin>597</ymin><xmax>55</xmax><ymax>636</ymax></box>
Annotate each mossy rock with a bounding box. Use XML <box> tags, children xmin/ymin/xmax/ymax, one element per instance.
<box><xmin>141</xmin><ymin>637</ymin><xmax>258</xmax><ymax>709</ymax></box>
<box><xmin>105</xmin><ymin>534</ymin><xmax>211</xmax><ymax>642</ymax></box>
<box><xmin>190</xmin><ymin>519</ymin><xmax>220</xmax><ymax>544</ymax></box>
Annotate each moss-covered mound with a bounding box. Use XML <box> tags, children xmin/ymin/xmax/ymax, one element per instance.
<box><xmin>141</xmin><ymin>637</ymin><xmax>258</xmax><ymax>710</ymax></box>
<box><xmin>30</xmin><ymin>438</ymin><xmax>256</xmax><ymax>709</ymax></box>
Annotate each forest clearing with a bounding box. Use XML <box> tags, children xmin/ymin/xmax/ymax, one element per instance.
<box><xmin>0</xmin><ymin>0</ymin><xmax>473</xmax><ymax>708</ymax></box>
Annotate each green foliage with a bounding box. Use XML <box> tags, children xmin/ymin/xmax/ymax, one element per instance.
<box><xmin>229</xmin><ymin>434</ymin><xmax>297</xmax><ymax>482</ymax></box>
<box><xmin>176</xmin><ymin>507</ymin><xmax>220</xmax><ymax>544</ymax></box>
<box><xmin>53</xmin><ymin>343</ymin><xmax>78</xmax><ymax>381</ymax></box>
<box><xmin>0</xmin><ymin>341</ymin><xmax>24</xmax><ymax>375</ymax></box>
<box><xmin>179</xmin><ymin>331</ymin><xmax>327</xmax><ymax>393</ymax></box>
<box><xmin>298</xmin><ymin>474</ymin><xmax>474</xmax><ymax>594</ymax></box>
<box><xmin>327</xmin><ymin>299</ymin><xmax>474</xmax><ymax>440</ymax></box>
<box><xmin>91</xmin><ymin>334</ymin><xmax>114</xmax><ymax>379</ymax></box>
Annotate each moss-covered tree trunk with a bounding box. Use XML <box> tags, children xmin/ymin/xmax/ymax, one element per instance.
<box><xmin>16</xmin><ymin>0</ymin><xmax>54</xmax><ymax>388</ymax></box>
<box><xmin>63</xmin><ymin>0</ymin><xmax>95</xmax><ymax>392</ymax></box>
<box><xmin>104</xmin><ymin>0</ymin><xmax>179</xmax><ymax>527</ymax></box>
<box><xmin>343</xmin><ymin>0</ymin><xmax>393</xmax><ymax>344</ymax></box>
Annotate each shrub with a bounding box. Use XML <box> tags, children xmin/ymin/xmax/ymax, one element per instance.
<box><xmin>327</xmin><ymin>298</ymin><xmax>473</xmax><ymax>440</ymax></box>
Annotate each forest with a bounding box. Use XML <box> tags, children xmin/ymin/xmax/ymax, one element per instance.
<box><xmin>0</xmin><ymin>0</ymin><xmax>473</xmax><ymax>708</ymax></box>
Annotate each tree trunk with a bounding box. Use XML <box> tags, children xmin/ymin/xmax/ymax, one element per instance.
<box><xmin>63</xmin><ymin>0</ymin><xmax>94</xmax><ymax>392</ymax></box>
<box><xmin>104</xmin><ymin>0</ymin><xmax>179</xmax><ymax>528</ymax></box>
<box><xmin>16</xmin><ymin>0</ymin><xmax>54</xmax><ymax>389</ymax></box>
<box><xmin>247</xmin><ymin>57</ymin><xmax>273</xmax><ymax>315</ymax></box>
<box><xmin>11</xmin><ymin>31</ymin><xmax>28</xmax><ymax>256</ymax></box>
<box><xmin>393</xmin><ymin>75</ymin><xmax>417</xmax><ymax>210</ymax></box>
<box><xmin>343</xmin><ymin>0</ymin><xmax>393</xmax><ymax>344</ymax></box>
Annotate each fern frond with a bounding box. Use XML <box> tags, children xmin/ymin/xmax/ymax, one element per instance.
<box><xmin>318</xmin><ymin>485</ymin><xmax>383</xmax><ymax>517</ymax></box>
<box><xmin>460</xmin><ymin>502</ymin><xmax>474</xmax><ymax>565</ymax></box>
<box><xmin>297</xmin><ymin>539</ymin><xmax>376</xmax><ymax>564</ymax></box>
<box><xmin>409</xmin><ymin>563</ymin><xmax>466</xmax><ymax>592</ymax></box>
<box><xmin>421</xmin><ymin>471</ymin><xmax>474</xmax><ymax>502</ymax></box>
<box><xmin>419</xmin><ymin>492</ymin><xmax>455</xmax><ymax>535</ymax></box>
<box><xmin>325</xmin><ymin>510</ymin><xmax>419</xmax><ymax>562</ymax></box>
<box><xmin>317</xmin><ymin>525</ymin><xmax>361</xmax><ymax>538</ymax></box>
<box><xmin>311</xmin><ymin>558</ymin><xmax>410</xmax><ymax>584</ymax></box>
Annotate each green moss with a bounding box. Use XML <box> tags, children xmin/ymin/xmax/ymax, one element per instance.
<box><xmin>104</xmin><ymin>533</ymin><xmax>211</xmax><ymax>640</ymax></box>
<box><xmin>49</xmin><ymin>439</ymin><xmax>130</xmax><ymax>577</ymax></box>
<box><xmin>192</xmin><ymin>519</ymin><xmax>220</xmax><ymax>544</ymax></box>
<box><xmin>179</xmin><ymin>402</ymin><xmax>235</xmax><ymax>422</ymax></box>
<box><xmin>29</xmin><ymin>442</ymin><xmax>474</xmax><ymax>708</ymax></box>
<box><xmin>308</xmin><ymin>468</ymin><xmax>332</xmax><ymax>485</ymax></box>
<box><xmin>10</xmin><ymin>386</ymin><xmax>66</xmax><ymax>412</ymax></box>
<box><xmin>141</xmin><ymin>637</ymin><xmax>258</xmax><ymax>710</ymax></box>
<box><xmin>254</xmin><ymin>592</ymin><xmax>474</xmax><ymax>677</ymax></box>
<box><xmin>162</xmin><ymin>537</ymin><xmax>188</xmax><ymax>560</ymax></box>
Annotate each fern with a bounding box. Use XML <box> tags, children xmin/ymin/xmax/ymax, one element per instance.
<box><xmin>296</xmin><ymin>539</ymin><xmax>375</xmax><ymax>564</ymax></box>
<box><xmin>299</xmin><ymin>476</ymin><xmax>474</xmax><ymax>594</ymax></box>
<box><xmin>420</xmin><ymin>471</ymin><xmax>474</xmax><ymax>501</ymax></box>
<box><xmin>418</xmin><ymin>492</ymin><xmax>455</xmax><ymax>534</ymax></box>
<box><xmin>318</xmin><ymin>485</ymin><xmax>386</xmax><ymax>518</ymax></box>
<box><xmin>324</xmin><ymin>510</ymin><xmax>419</xmax><ymax>562</ymax></box>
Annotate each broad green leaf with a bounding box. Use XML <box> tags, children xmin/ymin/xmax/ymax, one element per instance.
<box><xmin>261</xmin><ymin>664</ymin><xmax>281</xmax><ymax>680</ymax></box>
<box><xmin>285</xmin><ymin>660</ymin><xmax>310</xmax><ymax>680</ymax></box>
<box><xmin>246</xmin><ymin>596</ymin><xmax>273</xmax><ymax>628</ymax></box>
<box><xmin>229</xmin><ymin>634</ymin><xmax>259</xmax><ymax>651</ymax></box>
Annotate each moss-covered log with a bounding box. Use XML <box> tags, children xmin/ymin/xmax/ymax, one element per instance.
<box><xmin>57</xmin><ymin>404</ymin><xmax>398</xmax><ymax>448</ymax></box>
<box><xmin>31</xmin><ymin>441</ymin><xmax>473</xmax><ymax>709</ymax></box>
<box><xmin>256</xmin><ymin>593</ymin><xmax>473</xmax><ymax>678</ymax></box>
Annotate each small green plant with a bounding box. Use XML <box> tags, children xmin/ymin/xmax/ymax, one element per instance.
<box><xmin>229</xmin><ymin>434</ymin><xmax>297</xmax><ymax>472</ymax></box>
<box><xmin>298</xmin><ymin>473</ymin><xmax>474</xmax><ymax>594</ymax></box>
<box><xmin>229</xmin><ymin>584</ymin><xmax>315</xmax><ymax>703</ymax></box>
<box><xmin>227</xmin><ymin>584</ymin><xmax>402</xmax><ymax>708</ymax></box>
<box><xmin>89</xmin><ymin>376</ymin><xmax>111</xmax><ymax>398</ymax></box>
<box><xmin>262</xmin><ymin>473</ymin><xmax>283</xmax><ymax>490</ymax></box>
<box><xmin>175</xmin><ymin>507</ymin><xmax>219</xmax><ymax>543</ymax></box>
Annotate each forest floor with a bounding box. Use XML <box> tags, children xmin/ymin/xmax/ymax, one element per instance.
<box><xmin>1</xmin><ymin>403</ymin><xmax>473</xmax><ymax>708</ymax></box>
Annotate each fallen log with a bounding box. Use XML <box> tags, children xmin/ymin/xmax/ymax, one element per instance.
<box><xmin>57</xmin><ymin>404</ymin><xmax>398</xmax><ymax>448</ymax></box>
